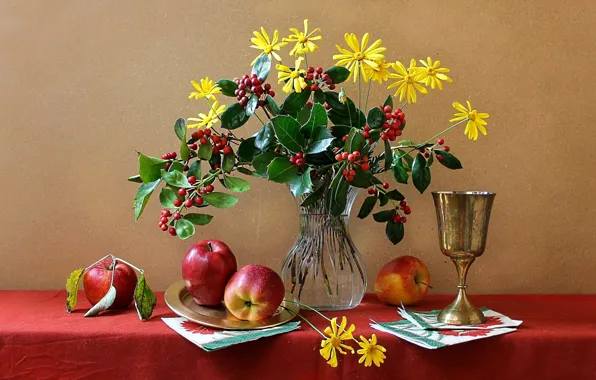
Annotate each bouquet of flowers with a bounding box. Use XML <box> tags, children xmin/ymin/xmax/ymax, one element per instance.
<box><xmin>130</xmin><ymin>19</ymin><xmax>489</xmax><ymax>245</ymax></box>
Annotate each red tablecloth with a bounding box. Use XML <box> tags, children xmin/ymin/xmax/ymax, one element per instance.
<box><xmin>1</xmin><ymin>291</ymin><xmax>595</xmax><ymax>380</ymax></box>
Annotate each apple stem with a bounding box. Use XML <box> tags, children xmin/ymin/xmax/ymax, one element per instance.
<box><xmin>207</xmin><ymin>242</ymin><xmax>213</xmax><ymax>252</ymax></box>
<box><xmin>417</xmin><ymin>281</ymin><xmax>433</xmax><ymax>289</ymax></box>
<box><xmin>115</xmin><ymin>257</ymin><xmax>145</xmax><ymax>275</ymax></box>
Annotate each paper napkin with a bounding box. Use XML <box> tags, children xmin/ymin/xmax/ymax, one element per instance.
<box><xmin>398</xmin><ymin>305</ymin><xmax>523</xmax><ymax>330</ymax></box>
<box><xmin>163</xmin><ymin>317</ymin><xmax>300</xmax><ymax>352</ymax></box>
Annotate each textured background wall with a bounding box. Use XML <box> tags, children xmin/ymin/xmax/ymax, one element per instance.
<box><xmin>1</xmin><ymin>0</ymin><xmax>595</xmax><ymax>293</ymax></box>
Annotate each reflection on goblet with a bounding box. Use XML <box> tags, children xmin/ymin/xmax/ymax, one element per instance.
<box><xmin>432</xmin><ymin>191</ymin><xmax>496</xmax><ymax>325</ymax></box>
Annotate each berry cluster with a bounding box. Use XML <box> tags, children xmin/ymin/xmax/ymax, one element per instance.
<box><xmin>158</xmin><ymin>210</ymin><xmax>178</xmax><ymax>236</ymax></box>
<box><xmin>334</xmin><ymin>151</ymin><xmax>370</xmax><ymax>181</ymax></box>
<box><xmin>289</xmin><ymin>152</ymin><xmax>306</xmax><ymax>168</ymax></box>
<box><xmin>234</xmin><ymin>74</ymin><xmax>275</xmax><ymax>109</ymax></box>
<box><xmin>305</xmin><ymin>66</ymin><xmax>335</xmax><ymax>91</ymax></box>
<box><xmin>367</xmin><ymin>182</ymin><xmax>390</xmax><ymax>195</ymax></box>
<box><xmin>388</xmin><ymin>200</ymin><xmax>412</xmax><ymax>224</ymax></box>
<box><xmin>191</xmin><ymin>129</ymin><xmax>233</xmax><ymax>156</ymax></box>
<box><xmin>379</xmin><ymin>105</ymin><xmax>406</xmax><ymax>142</ymax></box>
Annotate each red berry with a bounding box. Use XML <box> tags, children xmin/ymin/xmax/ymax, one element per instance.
<box><xmin>170</xmin><ymin>152</ymin><xmax>177</xmax><ymax>159</ymax></box>
<box><xmin>184</xmin><ymin>199</ymin><xmax>192</xmax><ymax>207</ymax></box>
<box><xmin>173</xmin><ymin>199</ymin><xmax>182</xmax><ymax>207</ymax></box>
<box><xmin>160</xmin><ymin>224</ymin><xmax>168</xmax><ymax>231</ymax></box>
<box><xmin>342</xmin><ymin>169</ymin><xmax>349</xmax><ymax>176</ymax></box>
<box><xmin>191</xmin><ymin>131</ymin><xmax>200</xmax><ymax>139</ymax></box>
<box><xmin>316</xmin><ymin>67</ymin><xmax>323</xmax><ymax>74</ymax></box>
<box><xmin>214</xmin><ymin>164</ymin><xmax>221</xmax><ymax>169</ymax></box>
<box><xmin>223</xmin><ymin>146</ymin><xmax>233</xmax><ymax>155</ymax></box>
<box><xmin>199</xmin><ymin>189</ymin><xmax>206</xmax><ymax>195</ymax></box>
<box><xmin>329</xmin><ymin>84</ymin><xmax>336</xmax><ymax>90</ymax></box>
<box><xmin>188</xmin><ymin>143</ymin><xmax>198</xmax><ymax>150</ymax></box>
<box><xmin>383</xmin><ymin>182</ymin><xmax>390</xmax><ymax>189</ymax></box>
<box><xmin>348</xmin><ymin>154</ymin><xmax>355</xmax><ymax>161</ymax></box>
<box><xmin>269</xmin><ymin>90</ymin><xmax>276</xmax><ymax>97</ymax></box>
<box><xmin>349</xmin><ymin>169</ymin><xmax>356</xmax><ymax>176</ymax></box>
<box><xmin>342</xmin><ymin>135</ymin><xmax>348</xmax><ymax>143</ymax></box>
<box><xmin>264</xmin><ymin>83</ymin><xmax>271</xmax><ymax>91</ymax></box>
<box><xmin>424</xmin><ymin>152</ymin><xmax>430</xmax><ymax>158</ymax></box>
<box><xmin>392</xmin><ymin>214</ymin><xmax>401</xmax><ymax>223</ymax></box>
<box><xmin>362</xmin><ymin>156</ymin><xmax>369</xmax><ymax>162</ymax></box>
<box><xmin>178</xmin><ymin>188</ymin><xmax>187</xmax><ymax>196</ymax></box>
<box><xmin>161</xmin><ymin>209</ymin><xmax>171</xmax><ymax>217</ymax></box>
<box><xmin>385</xmin><ymin>113</ymin><xmax>392</xmax><ymax>120</ymax></box>
<box><xmin>353</xmin><ymin>151</ymin><xmax>360</xmax><ymax>158</ymax></box>
<box><xmin>399</xmin><ymin>200</ymin><xmax>407</xmax><ymax>208</ymax></box>
<box><xmin>195</xmin><ymin>196</ymin><xmax>204</xmax><ymax>206</ymax></box>
<box><xmin>383</xmin><ymin>105</ymin><xmax>392</xmax><ymax>113</ymax></box>
<box><xmin>368</xmin><ymin>187</ymin><xmax>376</xmax><ymax>195</ymax></box>
<box><xmin>169</xmin><ymin>227</ymin><xmax>177</xmax><ymax>236</ymax></box>
<box><xmin>308</xmin><ymin>66</ymin><xmax>315</xmax><ymax>73</ymax></box>
<box><xmin>404</xmin><ymin>207</ymin><xmax>412</xmax><ymax>215</ymax></box>
<box><xmin>290</xmin><ymin>156</ymin><xmax>296</xmax><ymax>164</ymax></box>
<box><xmin>362</xmin><ymin>131</ymin><xmax>370</xmax><ymax>138</ymax></box>
<box><xmin>381</xmin><ymin>133</ymin><xmax>388</xmax><ymax>141</ymax></box>
<box><xmin>401</xmin><ymin>217</ymin><xmax>408</xmax><ymax>223</ymax></box>
<box><xmin>213</xmin><ymin>146</ymin><xmax>220</xmax><ymax>154</ymax></box>
<box><xmin>444</xmin><ymin>146</ymin><xmax>451</xmax><ymax>152</ymax></box>
<box><xmin>206</xmin><ymin>184</ymin><xmax>214</xmax><ymax>193</ymax></box>
<box><xmin>165</xmin><ymin>162</ymin><xmax>171</xmax><ymax>170</ymax></box>
<box><xmin>200</xmin><ymin>137</ymin><xmax>208</xmax><ymax>145</ymax></box>
<box><xmin>342</xmin><ymin>152</ymin><xmax>349</xmax><ymax>160</ymax></box>
<box><xmin>437</xmin><ymin>154</ymin><xmax>444</xmax><ymax>161</ymax></box>
<box><xmin>295</xmin><ymin>152</ymin><xmax>303</xmax><ymax>159</ymax></box>
<box><xmin>295</xmin><ymin>159</ymin><xmax>305</xmax><ymax>167</ymax></box>
<box><xmin>174</xmin><ymin>212</ymin><xmax>181</xmax><ymax>220</ymax></box>
<box><xmin>188</xmin><ymin>176</ymin><xmax>196</xmax><ymax>184</ymax></box>
<box><xmin>361</xmin><ymin>163</ymin><xmax>370</xmax><ymax>171</ymax></box>
<box><xmin>324</xmin><ymin>102</ymin><xmax>331</xmax><ymax>110</ymax></box>
<box><xmin>437</xmin><ymin>138</ymin><xmax>445</xmax><ymax>145</ymax></box>
<box><xmin>160</xmin><ymin>216</ymin><xmax>168</xmax><ymax>224</ymax></box>
<box><xmin>311</xmin><ymin>84</ymin><xmax>319</xmax><ymax>92</ymax></box>
<box><xmin>335</xmin><ymin>154</ymin><xmax>343</xmax><ymax>161</ymax></box>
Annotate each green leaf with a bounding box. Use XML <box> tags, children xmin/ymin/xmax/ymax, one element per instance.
<box><xmin>313</xmin><ymin>90</ymin><xmax>325</xmax><ymax>104</ymax></box>
<box><xmin>385</xmin><ymin>189</ymin><xmax>405</xmax><ymax>201</ymax></box>
<box><xmin>236</xmin><ymin>167</ymin><xmax>254</xmax><ymax>176</ymax></box>
<box><xmin>378</xmin><ymin>192</ymin><xmax>389</xmax><ymax>207</ymax></box>
<box><xmin>222</xmin><ymin>153</ymin><xmax>235</xmax><ymax>173</ymax></box>
<box><xmin>344</xmin><ymin>127</ymin><xmax>365</xmax><ymax>153</ymax></box>
<box><xmin>296</xmin><ymin>106</ymin><xmax>311</xmax><ymax>125</ymax></box>
<box><xmin>180</xmin><ymin>140</ymin><xmax>190</xmax><ymax>162</ymax></box>
<box><xmin>221</xmin><ymin>103</ymin><xmax>250</xmax><ymax>130</ymax></box>
<box><xmin>201</xmin><ymin>192</ymin><xmax>239</xmax><ymax>208</ymax></box>
<box><xmin>383</xmin><ymin>95</ymin><xmax>393</xmax><ymax>109</ymax></box>
<box><xmin>324</xmin><ymin>66</ymin><xmax>350</xmax><ymax>84</ymax></box>
<box><xmin>138</xmin><ymin>154</ymin><xmax>168</xmax><ymax>183</ymax></box>
<box><xmin>351</xmin><ymin>167</ymin><xmax>373</xmax><ymax>189</ymax></box>
<box><xmin>302</xmin><ymin>103</ymin><xmax>328</xmax><ymax>137</ymax></box>
<box><xmin>159</xmin><ymin>188</ymin><xmax>178</xmax><ymax>208</ymax></box>
<box><xmin>183</xmin><ymin>213</ymin><xmax>214</xmax><ymax>226</ymax></box>
<box><xmin>215</xmin><ymin>79</ymin><xmax>238</xmax><ymax>97</ymax></box>
<box><xmin>412</xmin><ymin>153</ymin><xmax>431</xmax><ymax>194</ymax></box>
<box><xmin>198</xmin><ymin>143</ymin><xmax>213</xmax><ymax>160</ymax></box>
<box><xmin>255</xmin><ymin>122</ymin><xmax>275</xmax><ymax>151</ymax></box>
<box><xmin>264</xmin><ymin>95</ymin><xmax>280</xmax><ymax>116</ymax></box>
<box><xmin>271</xmin><ymin>116</ymin><xmax>305</xmax><ymax>153</ymax></box>
<box><xmin>280</xmin><ymin>90</ymin><xmax>312</xmax><ymax>115</ymax></box>
<box><xmin>330</xmin><ymin>175</ymin><xmax>349</xmax><ymax>216</ymax></box>
<box><xmin>392</xmin><ymin>158</ymin><xmax>409</xmax><ymax>184</ymax></box>
<box><xmin>398</xmin><ymin>140</ymin><xmax>415</xmax><ymax>146</ymax></box>
<box><xmin>188</xmin><ymin>160</ymin><xmax>201</xmax><ymax>179</ymax></box>
<box><xmin>384</xmin><ymin>140</ymin><xmax>393</xmax><ymax>171</ymax></box>
<box><xmin>300</xmin><ymin>183</ymin><xmax>325</xmax><ymax>206</ymax></box>
<box><xmin>134</xmin><ymin>179</ymin><xmax>161</xmax><ymax>221</ymax></box>
<box><xmin>399</xmin><ymin>149</ymin><xmax>414</xmax><ymax>169</ymax></box>
<box><xmin>175</xmin><ymin>218</ymin><xmax>195</xmax><ymax>240</ymax></box>
<box><xmin>223</xmin><ymin>175</ymin><xmax>251</xmax><ymax>192</ymax></box>
<box><xmin>358</xmin><ymin>196</ymin><xmax>377</xmax><ymax>219</ymax></box>
<box><xmin>253</xmin><ymin>152</ymin><xmax>280</xmax><ymax>176</ymax></box>
<box><xmin>237</xmin><ymin>137</ymin><xmax>261</xmax><ymax>162</ymax></box>
<box><xmin>330</xmin><ymin>125</ymin><xmax>352</xmax><ymax>139</ymax></box>
<box><xmin>386</xmin><ymin>221</ymin><xmax>405</xmax><ymax>245</ymax></box>
<box><xmin>373</xmin><ymin>210</ymin><xmax>394</xmax><ymax>223</ymax></box>
<box><xmin>246</xmin><ymin>95</ymin><xmax>258</xmax><ymax>116</ymax></box>
<box><xmin>251</xmin><ymin>54</ymin><xmax>272</xmax><ymax>81</ymax></box>
<box><xmin>174</xmin><ymin>118</ymin><xmax>186</xmax><ymax>142</ymax></box>
<box><xmin>65</xmin><ymin>268</ymin><xmax>84</xmax><ymax>313</ymax></box>
<box><xmin>84</xmin><ymin>285</ymin><xmax>116</xmax><ymax>317</ymax></box>
<box><xmin>289</xmin><ymin>167</ymin><xmax>313</xmax><ymax>197</ymax></box>
<box><xmin>209</xmin><ymin>152</ymin><xmax>221</xmax><ymax>169</ymax></box>
<box><xmin>267</xmin><ymin>157</ymin><xmax>299</xmax><ymax>183</ymax></box>
<box><xmin>161</xmin><ymin>169</ymin><xmax>191</xmax><ymax>188</ymax></box>
<box><xmin>134</xmin><ymin>274</ymin><xmax>157</xmax><ymax>321</ymax></box>
<box><xmin>427</xmin><ymin>152</ymin><xmax>434</xmax><ymax>167</ymax></box>
<box><xmin>127</xmin><ymin>175</ymin><xmax>142</xmax><ymax>183</ymax></box>
<box><xmin>306</xmin><ymin>126</ymin><xmax>334</xmax><ymax>154</ymax></box>
<box><xmin>435</xmin><ymin>150</ymin><xmax>463</xmax><ymax>170</ymax></box>
<box><xmin>367</xmin><ymin>107</ymin><xmax>385</xmax><ymax>130</ymax></box>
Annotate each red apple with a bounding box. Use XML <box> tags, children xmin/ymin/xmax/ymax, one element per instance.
<box><xmin>224</xmin><ymin>264</ymin><xmax>285</xmax><ymax>321</ymax></box>
<box><xmin>374</xmin><ymin>255</ymin><xmax>431</xmax><ymax>306</ymax></box>
<box><xmin>83</xmin><ymin>258</ymin><xmax>138</xmax><ymax>309</ymax></box>
<box><xmin>182</xmin><ymin>240</ymin><xmax>237</xmax><ymax>306</ymax></box>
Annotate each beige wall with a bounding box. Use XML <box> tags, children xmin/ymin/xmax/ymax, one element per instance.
<box><xmin>2</xmin><ymin>0</ymin><xmax>595</xmax><ymax>293</ymax></box>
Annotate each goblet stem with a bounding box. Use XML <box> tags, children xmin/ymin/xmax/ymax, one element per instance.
<box><xmin>438</xmin><ymin>256</ymin><xmax>485</xmax><ymax>325</ymax></box>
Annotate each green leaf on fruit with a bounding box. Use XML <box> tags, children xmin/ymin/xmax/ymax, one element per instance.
<box><xmin>246</xmin><ymin>95</ymin><xmax>258</xmax><ymax>116</ymax></box>
<box><xmin>161</xmin><ymin>169</ymin><xmax>191</xmax><ymax>188</ymax></box>
<box><xmin>159</xmin><ymin>188</ymin><xmax>178</xmax><ymax>208</ymax></box>
<box><xmin>201</xmin><ymin>192</ymin><xmax>239</xmax><ymax>208</ymax></box>
<box><xmin>280</xmin><ymin>90</ymin><xmax>312</xmax><ymax>115</ymax></box>
<box><xmin>302</xmin><ymin>103</ymin><xmax>327</xmax><ymax>138</ymax></box>
<box><xmin>264</xmin><ymin>95</ymin><xmax>280</xmax><ymax>116</ymax></box>
<box><xmin>134</xmin><ymin>274</ymin><xmax>157</xmax><ymax>321</ymax></box>
<box><xmin>251</xmin><ymin>54</ymin><xmax>272</xmax><ymax>81</ymax></box>
<box><xmin>367</xmin><ymin>107</ymin><xmax>385</xmax><ymax>130</ymax></box>
<box><xmin>267</xmin><ymin>157</ymin><xmax>299</xmax><ymax>183</ymax></box>
<box><xmin>222</xmin><ymin>153</ymin><xmax>235</xmax><ymax>173</ymax></box>
<box><xmin>324</xmin><ymin>66</ymin><xmax>350</xmax><ymax>84</ymax></box>
<box><xmin>252</xmin><ymin>152</ymin><xmax>280</xmax><ymax>176</ymax></box>
<box><xmin>383</xmin><ymin>95</ymin><xmax>393</xmax><ymax>109</ymax></box>
<box><xmin>138</xmin><ymin>154</ymin><xmax>168</xmax><ymax>183</ymax></box>
<box><xmin>198</xmin><ymin>143</ymin><xmax>213</xmax><ymax>160</ymax></box>
<box><xmin>221</xmin><ymin>103</ymin><xmax>250</xmax><ymax>130</ymax></box>
<box><xmin>392</xmin><ymin>157</ymin><xmax>409</xmax><ymax>184</ymax></box>
<box><xmin>306</xmin><ymin>126</ymin><xmax>334</xmax><ymax>154</ymax></box>
<box><xmin>384</xmin><ymin>140</ymin><xmax>393</xmax><ymax>171</ymax></box>
<box><xmin>385</xmin><ymin>189</ymin><xmax>405</xmax><ymax>201</ymax></box>
<box><xmin>271</xmin><ymin>116</ymin><xmax>305</xmax><ymax>153</ymax></box>
<box><xmin>344</xmin><ymin>127</ymin><xmax>365</xmax><ymax>153</ymax></box>
<box><xmin>255</xmin><ymin>122</ymin><xmax>276</xmax><ymax>151</ymax></box>
<box><xmin>127</xmin><ymin>175</ymin><xmax>142</xmax><ymax>183</ymax></box>
<box><xmin>223</xmin><ymin>175</ymin><xmax>251</xmax><ymax>192</ymax></box>
<box><xmin>188</xmin><ymin>161</ymin><xmax>201</xmax><ymax>179</ymax></box>
<box><xmin>134</xmin><ymin>179</ymin><xmax>161</xmax><ymax>221</ymax></box>
<box><xmin>412</xmin><ymin>153</ymin><xmax>431</xmax><ymax>194</ymax></box>
<box><xmin>373</xmin><ymin>210</ymin><xmax>394</xmax><ymax>223</ymax></box>
<box><xmin>237</xmin><ymin>137</ymin><xmax>261</xmax><ymax>162</ymax></box>
<box><xmin>398</xmin><ymin>149</ymin><xmax>414</xmax><ymax>169</ymax></box>
<box><xmin>435</xmin><ymin>150</ymin><xmax>463</xmax><ymax>170</ymax></box>
<box><xmin>84</xmin><ymin>285</ymin><xmax>116</xmax><ymax>317</ymax></box>
<box><xmin>358</xmin><ymin>196</ymin><xmax>377</xmax><ymax>219</ymax></box>
<box><xmin>386</xmin><ymin>221</ymin><xmax>405</xmax><ymax>245</ymax></box>
<box><xmin>174</xmin><ymin>118</ymin><xmax>186</xmax><ymax>142</ymax></box>
<box><xmin>289</xmin><ymin>167</ymin><xmax>313</xmax><ymax>197</ymax></box>
<box><xmin>175</xmin><ymin>218</ymin><xmax>195</xmax><ymax>240</ymax></box>
<box><xmin>350</xmin><ymin>167</ymin><xmax>373</xmax><ymax>189</ymax></box>
<box><xmin>313</xmin><ymin>90</ymin><xmax>325</xmax><ymax>104</ymax></box>
<box><xmin>183</xmin><ymin>213</ymin><xmax>214</xmax><ymax>226</ymax></box>
<box><xmin>65</xmin><ymin>268</ymin><xmax>84</xmax><ymax>313</ymax></box>
<box><xmin>215</xmin><ymin>79</ymin><xmax>238</xmax><ymax>97</ymax></box>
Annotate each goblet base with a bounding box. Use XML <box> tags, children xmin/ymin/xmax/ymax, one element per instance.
<box><xmin>438</xmin><ymin>289</ymin><xmax>485</xmax><ymax>325</ymax></box>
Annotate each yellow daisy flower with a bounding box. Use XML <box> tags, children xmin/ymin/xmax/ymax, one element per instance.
<box><xmin>283</xmin><ymin>19</ymin><xmax>322</xmax><ymax>57</ymax></box>
<box><xmin>188</xmin><ymin>77</ymin><xmax>221</xmax><ymax>101</ymax></box>
<box><xmin>364</xmin><ymin>59</ymin><xmax>391</xmax><ymax>84</ymax></box>
<box><xmin>387</xmin><ymin>59</ymin><xmax>428</xmax><ymax>104</ymax></box>
<box><xmin>333</xmin><ymin>33</ymin><xmax>386</xmax><ymax>82</ymax></box>
<box><xmin>414</xmin><ymin>57</ymin><xmax>453</xmax><ymax>90</ymax></box>
<box><xmin>276</xmin><ymin>57</ymin><xmax>307</xmax><ymax>94</ymax></box>
<box><xmin>250</xmin><ymin>27</ymin><xmax>287</xmax><ymax>65</ymax></box>
<box><xmin>357</xmin><ymin>334</ymin><xmax>387</xmax><ymax>367</ymax></box>
<box><xmin>319</xmin><ymin>317</ymin><xmax>356</xmax><ymax>368</ymax></box>
<box><xmin>450</xmin><ymin>101</ymin><xmax>489</xmax><ymax>140</ymax></box>
<box><xmin>187</xmin><ymin>101</ymin><xmax>226</xmax><ymax>129</ymax></box>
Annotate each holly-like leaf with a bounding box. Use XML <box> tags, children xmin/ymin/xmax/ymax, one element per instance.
<box><xmin>306</xmin><ymin>126</ymin><xmax>334</xmax><ymax>154</ymax></box>
<box><xmin>223</xmin><ymin>175</ymin><xmax>251</xmax><ymax>192</ymax></box>
<box><xmin>386</xmin><ymin>221</ymin><xmax>405</xmax><ymax>245</ymax></box>
<box><xmin>330</xmin><ymin>174</ymin><xmax>349</xmax><ymax>217</ymax></box>
<box><xmin>201</xmin><ymin>192</ymin><xmax>239</xmax><ymax>208</ymax></box>
<box><xmin>313</xmin><ymin>90</ymin><xmax>325</xmax><ymax>104</ymax></box>
<box><xmin>198</xmin><ymin>143</ymin><xmax>213</xmax><ymax>160</ymax></box>
<box><xmin>383</xmin><ymin>95</ymin><xmax>393</xmax><ymax>109</ymax></box>
<box><xmin>84</xmin><ymin>286</ymin><xmax>116</xmax><ymax>317</ymax></box>
<box><xmin>373</xmin><ymin>210</ymin><xmax>394</xmax><ymax>222</ymax></box>
<box><xmin>138</xmin><ymin>154</ymin><xmax>168</xmax><ymax>183</ymax></box>
<box><xmin>134</xmin><ymin>274</ymin><xmax>157</xmax><ymax>321</ymax></box>
<box><xmin>253</xmin><ymin>152</ymin><xmax>280</xmax><ymax>176</ymax></box>
<box><xmin>246</xmin><ymin>95</ymin><xmax>258</xmax><ymax>116</ymax></box>
<box><xmin>65</xmin><ymin>268</ymin><xmax>84</xmax><ymax>313</ymax></box>
<box><xmin>280</xmin><ymin>90</ymin><xmax>312</xmax><ymax>115</ymax></box>
<box><xmin>267</xmin><ymin>157</ymin><xmax>299</xmax><ymax>183</ymax></box>
<box><xmin>384</xmin><ymin>140</ymin><xmax>393</xmax><ymax>171</ymax></box>
<box><xmin>392</xmin><ymin>158</ymin><xmax>409</xmax><ymax>184</ymax></box>
<box><xmin>344</xmin><ymin>127</ymin><xmax>365</xmax><ymax>153</ymax></box>
<box><xmin>350</xmin><ymin>167</ymin><xmax>373</xmax><ymax>189</ymax></box>
<box><xmin>264</xmin><ymin>95</ymin><xmax>280</xmax><ymax>116</ymax></box>
<box><xmin>378</xmin><ymin>192</ymin><xmax>389</xmax><ymax>207</ymax></box>
<box><xmin>237</xmin><ymin>167</ymin><xmax>254</xmax><ymax>176</ymax></box>
<box><xmin>188</xmin><ymin>161</ymin><xmax>201</xmax><ymax>179</ymax></box>
<box><xmin>174</xmin><ymin>118</ymin><xmax>186</xmax><ymax>142</ymax></box>
<box><xmin>289</xmin><ymin>167</ymin><xmax>313</xmax><ymax>197</ymax></box>
<box><xmin>412</xmin><ymin>153</ymin><xmax>431</xmax><ymax>193</ymax></box>
<box><xmin>134</xmin><ymin>179</ymin><xmax>161</xmax><ymax>221</ymax></box>
<box><xmin>159</xmin><ymin>188</ymin><xmax>178</xmax><ymax>208</ymax></box>
<box><xmin>385</xmin><ymin>189</ymin><xmax>405</xmax><ymax>201</ymax></box>
<box><xmin>398</xmin><ymin>149</ymin><xmax>414</xmax><ymax>169</ymax></box>
<box><xmin>175</xmin><ymin>218</ymin><xmax>195</xmax><ymax>240</ymax></box>
<box><xmin>435</xmin><ymin>150</ymin><xmax>463</xmax><ymax>169</ymax></box>
<box><xmin>237</xmin><ymin>137</ymin><xmax>261</xmax><ymax>162</ymax></box>
<box><xmin>427</xmin><ymin>152</ymin><xmax>434</xmax><ymax>167</ymax></box>
<box><xmin>215</xmin><ymin>79</ymin><xmax>238</xmax><ymax>97</ymax></box>
<box><xmin>251</xmin><ymin>54</ymin><xmax>272</xmax><ymax>81</ymax></box>
<box><xmin>127</xmin><ymin>175</ymin><xmax>142</xmax><ymax>183</ymax></box>
<box><xmin>255</xmin><ymin>122</ymin><xmax>275</xmax><ymax>151</ymax></box>
<box><xmin>222</xmin><ymin>153</ymin><xmax>235</xmax><ymax>173</ymax></box>
<box><xmin>324</xmin><ymin>66</ymin><xmax>350</xmax><ymax>84</ymax></box>
<box><xmin>302</xmin><ymin>103</ymin><xmax>327</xmax><ymax>137</ymax></box>
<box><xmin>221</xmin><ymin>103</ymin><xmax>250</xmax><ymax>130</ymax></box>
<box><xmin>358</xmin><ymin>196</ymin><xmax>377</xmax><ymax>219</ymax></box>
<box><xmin>183</xmin><ymin>213</ymin><xmax>214</xmax><ymax>226</ymax></box>
<box><xmin>161</xmin><ymin>169</ymin><xmax>191</xmax><ymax>188</ymax></box>
<box><xmin>271</xmin><ymin>116</ymin><xmax>305</xmax><ymax>153</ymax></box>
<box><xmin>367</xmin><ymin>107</ymin><xmax>385</xmax><ymax>130</ymax></box>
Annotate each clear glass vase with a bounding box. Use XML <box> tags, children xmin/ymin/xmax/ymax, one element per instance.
<box><xmin>281</xmin><ymin>176</ymin><xmax>367</xmax><ymax>311</ymax></box>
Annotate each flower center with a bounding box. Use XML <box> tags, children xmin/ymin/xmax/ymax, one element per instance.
<box><xmin>469</xmin><ymin>111</ymin><xmax>477</xmax><ymax>121</ymax></box>
<box><xmin>290</xmin><ymin>70</ymin><xmax>300</xmax><ymax>79</ymax></box>
<box><xmin>330</xmin><ymin>337</ymin><xmax>342</xmax><ymax>348</ymax></box>
<box><xmin>353</xmin><ymin>52</ymin><xmax>364</xmax><ymax>60</ymax></box>
<box><xmin>204</xmin><ymin>116</ymin><xmax>212</xmax><ymax>123</ymax></box>
<box><xmin>264</xmin><ymin>45</ymin><xmax>273</xmax><ymax>54</ymax></box>
<box><xmin>299</xmin><ymin>35</ymin><xmax>308</xmax><ymax>43</ymax></box>
<box><xmin>406</xmin><ymin>75</ymin><xmax>414</xmax><ymax>84</ymax></box>
<box><xmin>427</xmin><ymin>67</ymin><xmax>435</xmax><ymax>75</ymax></box>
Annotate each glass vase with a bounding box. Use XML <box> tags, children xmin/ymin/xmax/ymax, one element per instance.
<box><xmin>281</xmin><ymin>176</ymin><xmax>367</xmax><ymax>311</ymax></box>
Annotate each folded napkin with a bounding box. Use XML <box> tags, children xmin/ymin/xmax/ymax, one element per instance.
<box><xmin>162</xmin><ymin>317</ymin><xmax>300</xmax><ymax>352</ymax></box>
<box><xmin>398</xmin><ymin>305</ymin><xmax>523</xmax><ymax>330</ymax></box>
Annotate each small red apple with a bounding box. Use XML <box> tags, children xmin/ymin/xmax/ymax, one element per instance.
<box><xmin>224</xmin><ymin>264</ymin><xmax>285</xmax><ymax>321</ymax></box>
<box><xmin>374</xmin><ymin>255</ymin><xmax>431</xmax><ymax>306</ymax></box>
<box><xmin>83</xmin><ymin>258</ymin><xmax>138</xmax><ymax>309</ymax></box>
<box><xmin>182</xmin><ymin>240</ymin><xmax>237</xmax><ymax>306</ymax></box>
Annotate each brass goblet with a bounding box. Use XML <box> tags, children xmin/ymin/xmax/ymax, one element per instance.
<box><xmin>432</xmin><ymin>191</ymin><xmax>496</xmax><ymax>325</ymax></box>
